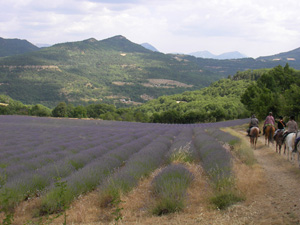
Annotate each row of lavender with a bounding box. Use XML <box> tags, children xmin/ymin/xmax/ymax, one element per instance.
<box><xmin>0</xmin><ymin>115</ymin><xmax>247</xmax><ymax>214</ymax></box>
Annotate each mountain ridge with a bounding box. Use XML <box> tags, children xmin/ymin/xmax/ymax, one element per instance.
<box><xmin>0</xmin><ymin>37</ymin><xmax>39</xmax><ymax>57</ymax></box>
<box><xmin>0</xmin><ymin>35</ymin><xmax>219</xmax><ymax>107</ymax></box>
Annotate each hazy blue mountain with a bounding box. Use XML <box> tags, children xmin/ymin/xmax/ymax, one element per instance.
<box><xmin>189</xmin><ymin>50</ymin><xmax>247</xmax><ymax>59</ymax></box>
<box><xmin>188</xmin><ymin>51</ymin><xmax>216</xmax><ymax>58</ymax></box>
<box><xmin>216</xmin><ymin>51</ymin><xmax>247</xmax><ymax>59</ymax></box>
<box><xmin>140</xmin><ymin>43</ymin><xmax>159</xmax><ymax>52</ymax></box>
<box><xmin>35</xmin><ymin>43</ymin><xmax>52</xmax><ymax>48</ymax></box>
<box><xmin>0</xmin><ymin>37</ymin><xmax>40</xmax><ymax>57</ymax></box>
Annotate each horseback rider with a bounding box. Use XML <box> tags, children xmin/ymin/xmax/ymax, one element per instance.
<box><xmin>282</xmin><ymin>115</ymin><xmax>298</xmax><ymax>151</ymax></box>
<box><xmin>263</xmin><ymin>112</ymin><xmax>275</xmax><ymax>135</ymax></box>
<box><xmin>283</xmin><ymin>115</ymin><xmax>299</xmax><ymax>153</ymax></box>
<box><xmin>274</xmin><ymin>116</ymin><xmax>286</xmax><ymax>138</ymax></box>
<box><xmin>247</xmin><ymin>114</ymin><xmax>259</xmax><ymax>136</ymax></box>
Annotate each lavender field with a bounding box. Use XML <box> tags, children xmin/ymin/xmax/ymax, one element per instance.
<box><xmin>0</xmin><ymin>115</ymin><xmax>248</xmax><ymax>221</ymax></box>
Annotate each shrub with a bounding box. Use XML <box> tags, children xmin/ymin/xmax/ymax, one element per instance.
<box><xmin>151</xmin><ymin>164</ymin><xmax>194</xmax><ymax>215</ymax></box>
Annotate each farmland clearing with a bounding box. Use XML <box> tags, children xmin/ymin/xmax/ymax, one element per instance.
<box><xmin>1</xmin><ymin>116</ymin><xmax>300</xmax><ymax>224</ymax></box>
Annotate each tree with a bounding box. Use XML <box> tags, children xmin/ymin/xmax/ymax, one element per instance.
<box><xmin>30</xmin><ymin>104</ymin><xmax>51</xmax><ymax>117</ymax></box>
<box><xmin>52</xmin><ymin>102</ymin><xmax>68</xmax><ymax>117</ymax></box>
<box><xmin>283</xmin><ymin>84</ymin><xmax>300</xmax><ymax>119</ymax></box>
<box><xmin>73</xmin><ymin>105</ymin><xmax>87</xmax><ymax>118</ymax></box>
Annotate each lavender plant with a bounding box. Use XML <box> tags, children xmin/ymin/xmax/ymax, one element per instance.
<box><xmin>193</xmin><ymin>128</ymin><xmax>244</xmax><ymax>209</ymax></box>
<box><xmin>151</xmin><ymin>164</ymin><xmax>194</xmax><ymax>215</ymax></box>
<box><xmin>98</xmin><ymin>134</ymin><xmax>174</xmax><ymax>206</ymax></box>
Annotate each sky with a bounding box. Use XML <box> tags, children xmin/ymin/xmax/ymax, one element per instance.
<box><xmin>1</xmin><ymin>0</ymin><xmax>300</xmax><ymax>58</ymax></box>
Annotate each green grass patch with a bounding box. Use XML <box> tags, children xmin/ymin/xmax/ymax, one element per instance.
<box><xmin>210</xmin><ymin>192</ymin><xmax>245</xmax><ymax>210</ymax></box>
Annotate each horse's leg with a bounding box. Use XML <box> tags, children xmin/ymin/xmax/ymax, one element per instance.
<box><xmin>265</xmin><ymin>136</ymin><xmax>267</xmax><ymax>146</ymax></box>
<box><xmin>279</xmin><ymin>144</ymin><xmax>281</xmax><ymax>154</ymax></box>
<box><xmin>255</xmin><ymin>137</ymin><xmax>257</xmax><ymax>150</ymax></box>
<box><xmin>298</xmin><ymin>151</ymin><xmax>300</xmax><ymax>168</ymax></box>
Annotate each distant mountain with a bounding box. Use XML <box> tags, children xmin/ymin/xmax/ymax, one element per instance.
<box><xmin>140</xmin><ymin>43</ymin><xmax>159</xmax><ymax>52</ymax></box>
<box><xmin>189</xmin><ymin>50</ymin><xmax>247</xmax><ymax>59</ymax></box>
<box><xmin>0</xmin><ymin>37</ymin><xmax>40</xmax><ymax>57</ymax></box>
<box><xmin>0</xmin><ymin>35</ymin><xmax>219</xmax><ymax>107</ymax></box>
<box><xmin>35</xmin><ymin>43</ymin><xmax>52</xmax><ymax>48</ymax></box>
<box><xmin>188</xmin><ymin>51</ymin><xmax>216</xmax><ymax>59</ymax></box>
<box><xmin>217</xmin><ymin>51</ymin><xmax>248</xmax><ymax>59</ymax></box>
<box><xmin>257</xmin><ymin>47</ymin><xmax>300</xmax><ymax>62</ymax></box>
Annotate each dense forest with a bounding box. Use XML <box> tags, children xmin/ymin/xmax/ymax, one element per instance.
<box><xmin>1</xmin><ymin>64</ymin><xmax>299</xmax><ymax>123</ymax></box>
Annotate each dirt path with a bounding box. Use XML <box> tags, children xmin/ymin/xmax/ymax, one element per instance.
<box><xmin>235</xmin><ymin>131</ymin><xmax>300</xmax><ymax>224</ymax></box>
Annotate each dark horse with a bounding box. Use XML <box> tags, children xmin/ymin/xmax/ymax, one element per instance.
<box><xmin>265</xmin><ymin>125</ymin><xmax>275</xmax><ymax>146</ymax></box>
<box><xmin>249</xmin><ymin>127</ymin><xmax>259</xmax><ymax>149</ymax></box>
<box><xmin>274</xmin><ymin>130</ymin><xmax>284</xmax><ymax>154</ymax></box>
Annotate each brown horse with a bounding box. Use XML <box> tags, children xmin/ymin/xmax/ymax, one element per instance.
<box><xmin>249</xmin><ymin>127</ymin><xmax>259</xmax><ymax>149</ymax></box>
<box><xmin>265</xmin><ymin>125</ymin><xmax>275</xmax><ymax>146</ymax></box>
<box><xmin>274</xmin><ymin>129</ymin><xmax>284</xmax><ymax>154</ymax></box>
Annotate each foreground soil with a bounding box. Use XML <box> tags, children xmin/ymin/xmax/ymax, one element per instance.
<box><xmin>5</xmin><ymin>127</ymin><xmax>300</xmax><ymax>224</ymax></box>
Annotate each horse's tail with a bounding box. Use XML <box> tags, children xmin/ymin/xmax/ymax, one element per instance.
<box><xmin>269</xmin><ymin>126</ymin><xmax>274</xmax><ymax>143</ymax></box>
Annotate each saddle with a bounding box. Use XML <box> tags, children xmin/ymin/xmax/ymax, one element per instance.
<box><xmin>282</xmin><ymin>131</ymin><xmax>295</xmax><ymax>143</ymax></box>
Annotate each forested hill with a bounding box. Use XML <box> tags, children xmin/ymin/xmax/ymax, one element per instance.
<box><xmin>137</xmin><ymin>78</ymin><xmax>251</xmax><ymax>123</ymax></box>
<box><xmin>0</xmin><ymin>35</ymin><xmax>219</xmax><ymax>107</ymax></box>
<box><xmin>0</xmin><ymin>37</ymin><xmax>39</xmax><ymax>57</ymax></box>
<box><xmin>1</xmin><ymin>35</ymin><xmax>300</xmax><ymax>108</ymax></box>
<box><xmin>135</xmin><ymin>64</ymin><xmax>300</xmax><ymax>123</ymax></box>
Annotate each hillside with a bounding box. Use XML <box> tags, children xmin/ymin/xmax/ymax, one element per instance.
<box><xmin>0</xmin><ymin>35</ymin><xmax>220</xmax><ymax>107</ymax></box>
<box><xmin>137</xmin><ymin>78</ymin><xmax>251</xmax><ymax>122</ymax></box>
<box><xmin>0</xmin><ymin>37</ymin><xmax>39</xmax><ymax>57</ymax></box>
<box><xmin>257</xmin><ymin>47</ymin><xmax>300</xmax><ymax>62</ymax></box>
<box><xmin>1</xmin><ymin>35</ymin><xmax>300</xmax><ymax>108</ymax></box>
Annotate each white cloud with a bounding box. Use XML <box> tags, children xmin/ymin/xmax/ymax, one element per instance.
<box><xmin>1</xmin><ymin>0</ymin><xmax>300</xmax><ymax>57</ymax></box>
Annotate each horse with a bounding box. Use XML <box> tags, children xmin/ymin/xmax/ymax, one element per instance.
<box><xmin>274</xmin><ymin>129</ymin><xmax>284</xmax><ymax>154</ymax></box>
<box><xmin>283</xmin><ymin>131</ymin><xmax>300</xmax><ymax>167</ymax></box>
<box><xmin>296</xmin><ymin>138</ymin><xmax>300</xmax><ymax>168</ymax></box>
<box><xmin>249</xmin><ymin>127</ymin><xmax>259</xmax><ymax>149</ymax></box>
<box><xmin>264</xmin><ymin>125</ymin><xmax>275</xmax><ymax>146</ymax></box>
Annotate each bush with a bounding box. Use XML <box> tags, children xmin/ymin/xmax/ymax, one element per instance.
<box><xmin>151</xmin><ymin>164</ymin><xmax>194</xmax><ymax>215</ymax></box>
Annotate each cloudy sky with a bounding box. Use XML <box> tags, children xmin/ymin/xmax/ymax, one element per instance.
<box><xmin>1</xmin><ymin>0</ymin><xmax>300</xmax><ymax>58</ymax></box>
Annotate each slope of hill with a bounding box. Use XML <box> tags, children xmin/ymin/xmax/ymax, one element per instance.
<box><xmin>137</xmin><ymin>78</ymin><xmax>251</xmax><ymax>122</ymax></box>
<box><xmin>0</xmin><ymin>37</ymin><xmax>40</xmax><ymax>57</ymax></box>
<box><xmin>178</xmin><ymin>53</ymin><xmax>300</xmax><ymax>76</ymax></box>
<box><xmin>257</xmin><ymin>47</ymin><xmax>300</xmax><ymax>62</ymax></box>
<box><xmin>0</xmin><ymin>35</ymin><xmax>220</xmax><ymax>107</ymax></box>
